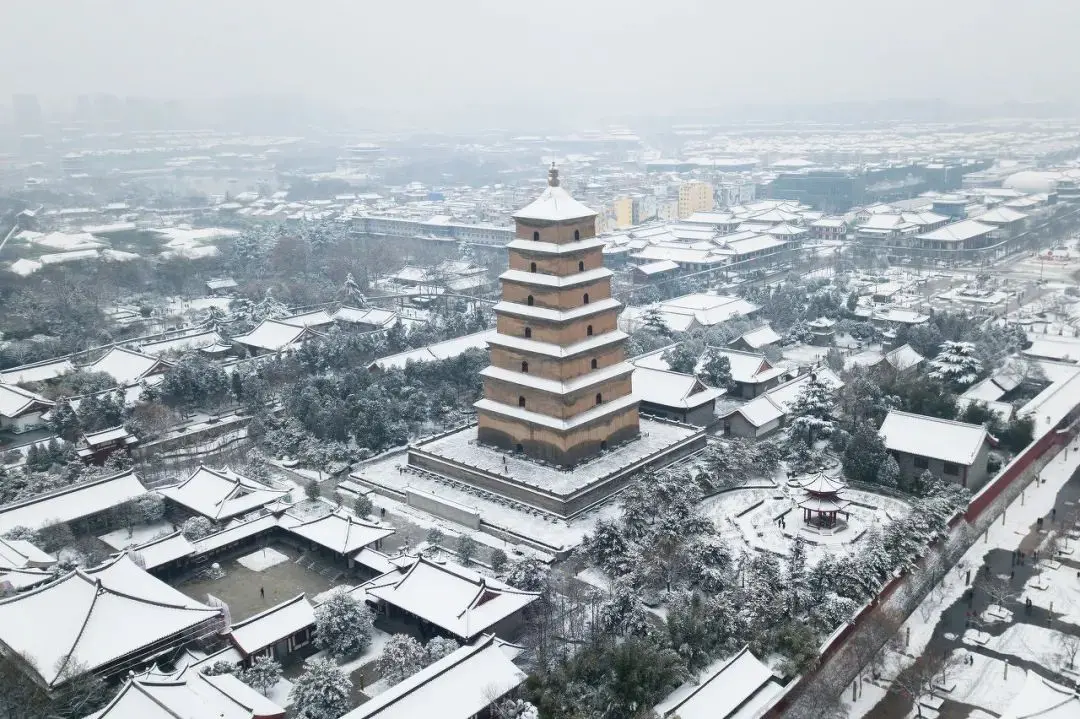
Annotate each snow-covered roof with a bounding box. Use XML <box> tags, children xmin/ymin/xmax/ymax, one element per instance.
<box><xmin>662</xmin><ymin>294</ymin><xmax>761</xmax><ymax>327</ymax></box>
<box><xmin>231</xmin><ymin>319</ymin><xmax>315</xmax><ymax>352</ymax></box>
<box><xmin>512</xmin><ymin>174</ymin><xmax>596</xmax><ymax>223</ymax></box>
<box><xmin>95</xmin><ymin>665</ymin><xmax>283</xmax><ymax>719</ymax></box>
<box><xmin>190</xmin><ymin>514</ymin><xmax>279</xmax><ymax>555</ymax></box>
<box><xmin>205</xmin><ymin>277</ymin><xmax>238</xmax><ymax>290</ymax></box>
<box><xmin>0</xmin><ymin>566</ymin><xmax>54</xmax><ymax>593</ymax></box>
<box><xmin>879</xmin><ymin>410</ymin><xmax>989</xmax><ymax>466</ymax></box>
<box><xmin>736</xmin><ymin>324</ymin><xmax>782</xmax><ymax>349</ymax></box>
<box><xmin>476</xmin><ymin>392</ymin><xmax>638</xmax><ymax>432</ymax></box>
<box><xmin>0</xmin><ymin>470</ymin><xmax>147</xmax><ymax>534</ymax></box>
<box><xmin>653</xmin><ymin>645</ymin><xmax>783</xmax><ymax>719</ymax></box>
<box><xmin>84</xmin><ymin>347</ymin><xmax>171</xmax><ymax>386</ymax></box>
<box><xmin>371</xmin><ymin>329</ymin><xmax>496</xmax><ymax>371</ymax></box>
<box><xmin>634</xmin><ymin>259</ymin><xmax>681</xmax><ymax>275</ymax></box>
<box><xmin>0</xmin><ymin>382</ymin><xmax>53</xmax><ymax>418</ymax></box>
<box><xmin>486</xmin><ymin>329</ymin><xmax>627</xmax><ymax>359</ymax></box>
<box><xmin>340</xmin><ymin>635</ymin><xmax>526</xmax><ymax>719</ymax></box>
<box><xmin>280</xmin><ymin>309</ymin><xmax>336</xmax><ymax>328</ymax></box>
<box><xmin>481</xmin><ymin>361</ymin><xmax>632</xmax><ymax>397</ymax></box>
<box><xmin>358</xmin><ymin>555</ymin><xmax>539</xmax><ymax>640</ymax></box>
<box><xmin>499</xmin><ymin>266</ymin><xmax>612</xmax><ymax>288</ymax></box>
<box><xmin>230</xmin><ymin>593</ymin><xmax>315</xmax><ymax>656</ymax></box>
<box><xmin>0</xmin><ymin>536</ymin><xmax>54</xmax><ymax>570</ymax></box>
<box><xmin>0</xmin><ymin>359</ymin><xmax>76</xmax><ymax>386</ymax></box>
<box><xmin>506</xmin><ymin>237</ymin><xmax>606</xmax><ymax>255</ymax></box>
<box><xmin>873</xmin><ymin>307</ymin><xmax>930</xmax><ymax>325</ymax></box>
<box><xmin>333</xmin><ymin>306</ymin><xmax>399</xmax><ymax>327</ymax></box>
<box><xmin>158</xmin><ymin>466</ymin><xmax>288</xmax><ymax>521</ymax></box>
<box><xmin>883</xmin><ymin>343</ymin><xmax>924</xmax><ymax>371</ymax></box>
<box><xmin>278</xmin><ymin>509</ymin><xmax>394</xmax><ymax>556</ymax></box>
<box><xmin>1024</xmin><ymin>336</ymin><xmax>1080</xmax><ymax>362</ymax></box>
<box><xmin>82</xmin><ymin>425</ymin><xmax>135</xmax><ymax>446</ymax></box>
<box><xmin>632</xmin><ymin>367</ymin><xmax>723</xmax><ymax>409</ymax></box>
<box><xmin>973</xmin><ymin>206</ymin><xmax>1028</xmax><ymax>225</ymax></box>
<box><xmin>139</xmin><ymin>330</ymin><xmax>226</xmax><ymax>357</ymax></box>
<box><xmin>916</xmin><ymin>219</ymin><xmax>996</xmax><ymax>243</ymax></box>
<box><xmin>729</xmin><ymin>394</ymin><xmax>784</xmax><ymax>428</ymax></box>
<box><xmin>492</xmin><ymin>296</ymin><xmax>620</xmax><ymax>323</ymax></box>
<box><xmin>689</xmin><ymin>347</ymin><xmax>784</xmax><ymax>385</ymax></box>
<box><xmin>127</xmin><ymin>530</ymin><xmax>195</xmax><ymax>570</ymax></box>
<box><xmin>0</xmin><ymin>554</ymin><xmax>220</xmax><ymax>687</ymax></box>
<box><xmin>764</xmin><ymin>368</ymin><xmax>844</xmax><ymax>412</ymax></box>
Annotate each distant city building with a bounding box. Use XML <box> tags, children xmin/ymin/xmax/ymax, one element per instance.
<box><xmin>677</xmin><ymin>181</ymin><xmax>714</xmax><ymax>218</ymax></box>
<box><xmin>11</xmin><ymin>93</ymin><xmax>42</xmax><ymax>133</ymax></box>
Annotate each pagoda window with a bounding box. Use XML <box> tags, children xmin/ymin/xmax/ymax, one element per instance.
<box><xmin>518</xmin><ymin>396</ymin><xmax>526</xmax><ymax>408</ymax></box>
<box><xmin>521</xmin><ymin>361</ymin><xmax>529</xmax><ymax>373</ymax></box>
<box><xmin>527</xmin><ymin>295</ymin><xmax>535</xmax><ymax>306</ymax></box>
<box><xmin>524</xmin><ymin>327</ymin><xmax>532</xmax><ymax>338</ymax></box>
<box><xmin>530</xmin><ymin>261</ymin><xmax>537</xmax><ymax>272</ymax></box>
<box><xmin>574</xmin><ymin>229</ymin><xmax>580</xmax><ymax>241</ymax></box>
<box><xmin>591</xmin><ymin>358</ymin><xmax>598</xmax><ymax>369</ymax></box>
<box><xmin>578</xmin><ymin>260</ymin><xmax>585</xmax><ymax>272</ymax></box>
<box><xmin>583</xmin><ymin>293</ymin><xmax>589</xmax><ymax>304</ymax></box>
<box><xmin>595</xmin><ymin>393</ymin><xmax>602</xmax><ymax>405</ymax></box>
<box><xmin>532</xmin><ymin>231</ymin><xmax>540</xmax><ymax>241</ymax></box>
<box><xmin>586</xmin><ymin>325</ymin><xmax>593</xmax><ymax>336</ymax></box>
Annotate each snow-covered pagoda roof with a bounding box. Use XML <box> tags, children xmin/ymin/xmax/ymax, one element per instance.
<box><xmin>356</xmin><ymin>555</ymin><xmax>539</xmax><ymax>641</ymax></box>
<box><xmin>797</xmin><ymin>471</ymin><xmax>847</xmax><ymax>497</ymax></box>
<box><xmin>94</xmin><ymin>665</ymin><xmax>283</xmax><ymax>719</ymax></box>
<box><xmin>230</xmin><ymin>593</ymin><xmax>315</xmax><ymax>657</ymax></box>
<box><xmin>653</xmin><ymin>645</ymin><xmax>783</xmax><ymax>719</ymax></box>
<box><xmin>159</xmin><ymin>465</ymin><xmax>288</xmax><ymax>521</ymax></box>
<box><xmin>231</xmin><ymin>319</ymin><xmax>322</xmax><ymax>352</ymax></box>
<box><xmin>512</xmin><ymin>165</ymin><xmax>596</xmax><ymax>224</ymax></box>
<box><xmin>797</xmin><ymin>494</ymin><xmax>851</xmax><ymax>514</ymax></box>
<box><xmin>879</xmin><ymin>410</ymin><xmax>989</xmax><ymax>467</ymax></box>
<box><xmin>340</xmin><ymin>634</ymin><xmax>526</xmax><ymax>719</ymax></box>
<box><xmin>0</xmin><ymin>554</ymin><xmax>221</xmax><ymax>687</ymax></box>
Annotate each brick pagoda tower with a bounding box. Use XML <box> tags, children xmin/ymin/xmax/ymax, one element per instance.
<box><xmin>475</xmin><ymin>164</ymin><xmax>639</xmax><ymax>466</ymax></box>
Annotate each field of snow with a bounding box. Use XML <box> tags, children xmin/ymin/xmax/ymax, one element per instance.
<box><xmin>237</xmin><ymin>547</ymin><xmax>291</xmax><ymax>572</ymax></box>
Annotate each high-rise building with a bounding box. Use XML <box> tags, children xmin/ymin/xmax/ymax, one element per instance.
<box><xmin>475</xmin><ymin>164</ymin><xmax>639</xmax><ymax>466</ymax></box>
<box><xmin>677</xmin><ymin>180</ymin><xmax>714</xmax><ymax>218</ymax></box>
<box><xmin>11</xmin><ymin>94</ymin><xmax>43</xmax><ymax>133</ymax></box>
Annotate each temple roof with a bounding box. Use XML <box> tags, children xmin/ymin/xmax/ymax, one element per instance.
<box><xmin>797</xmin><ymin>471</ymin><xmax>847</xmax><ymax>497</ymax></box>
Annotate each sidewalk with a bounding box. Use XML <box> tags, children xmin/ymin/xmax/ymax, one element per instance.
<box><xmin>843</xmin><ymin>439</ymin><xmax>1080</xmax><ymax>718</ymax></box>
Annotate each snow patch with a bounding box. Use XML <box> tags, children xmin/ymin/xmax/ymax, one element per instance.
<box><xmin>236</xmin><ymin>547</ymin><xmax>290</xmax><ymax>572</ymax></box>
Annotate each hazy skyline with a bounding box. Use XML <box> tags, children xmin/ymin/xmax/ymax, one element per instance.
<box><xmin>5</xmin><ymin>0</ymin><xmax>1080</xmax><ymax>123</ymax></box>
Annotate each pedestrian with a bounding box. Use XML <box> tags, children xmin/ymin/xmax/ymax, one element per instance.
<box><xmin>1052</xmin><ymin>507</ymin><xmax>1057</xmax><ymax>521</ymax></box>
<box><xmin>260</xmin><ymin>586</ymin><xmax>265</xmax><ymax>599</ymax></box>
<box><xmin>1034</xmin><ymin>549</ymin><xmax>1039</xmax><ymax>563</ymax></box>
<box><xmin>1011</xmin><ymin>569</ymin><xmax>1015</xmax><ymax>580</ymax></box>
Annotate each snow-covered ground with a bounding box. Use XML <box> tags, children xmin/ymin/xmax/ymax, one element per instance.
<box><xmin>842</xmin><ymin>438</ymin><xmax>1080</xmax><ymax>718</ymax></box>
<box><xmin>98</xmin><ymin>520</ymin><xmax>175</xmax><ymax>550</ymax></box>
<box><xmin>701</xmin><ymin>485</ymin><xmax>908</xmax><ymax>563</ymax></box>
<box><xmin>236</xmin><ymin>547</ymin><xmax>291</xmax><ymax>572</ymax></box>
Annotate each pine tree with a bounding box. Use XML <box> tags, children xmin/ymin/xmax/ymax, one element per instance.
<box><xmin>505</xmin><ymin>557</ymin><xmax>549</xmax><ymax>592</ymax></box>
<box><xmin>380</xmin><ymin>634</ymin><xmax>427</xmax><ymax>685</ymax></box>
<box><xmin>787</xmin><ymin>373</ymin><xmax>836</xmax><ymax>444</ymax></box>
<box><xmin>928</xmin><ymin>341</ymin><xmax>983</xmax><ymax>388</ymax></box>
<box><xmin>290</xmin><ymin>659</ymin><xmax>352</xmax><ymax>719</ymax></box>
<box><xmin>700</xmin><ymin>349</ymin><xmax>734</xmax><ymax>389</ymax></box>
<box><xmin>314</xmin><ymin>589</ymin><xmax>373</xmax><ymax>659</ymax></box>
<box><xmin>842</xmin><ymin>420</ymin><xmax>888</xmax><ymax>485</ymax></box>
<box><xmin>489</xmin><ymin>548</ymin><xmax>508</xmax><ymax>574</ymax></box>
<box><xmin>662</xmin><ymin>343</ymin><xmax>698</xmax><ymax>374</ymax></box>
<box><xmin>877</xmin><ymin>454</ymin><xmax>900</xmax><ymax>488</ymax></box>
<box><xmin>598</xmin><ymin>581</ymin><xmax>652</xmax><ymax>637</ymax></box>
<box><xmin>353</xmin><ymin>493</ymin><xmax>374</xmax><ymax>518</ymax></box>
<box><xmin>181</xmin><ymin>516</ymin><xmax>215</xmax><ymax>540</ymax></box>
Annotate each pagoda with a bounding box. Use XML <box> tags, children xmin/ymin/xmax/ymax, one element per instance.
<box><xmin>474</xmin><ymin>164</ymin><xmax>639</xmax><ymax>466</ymax></box>
<box><xmin>796</xmin><ymin>471</ymin><xmax>851</xmax><ymax>528</ymax></box>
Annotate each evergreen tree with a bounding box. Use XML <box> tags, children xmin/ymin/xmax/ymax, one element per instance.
<box><xmin>290</xmin><ymin>659</ymin><xmax>352</xmax><ymax>719</ymax></box>
<box><xmin>180</xmin><ymin>516</ymin><xmax>215</xmax><ymax>540</ymax></box>
<box><xmin>929</xmin><ymin>341</ymin><xmax>983</xmax><ymax>388</ymax></box>
<box><xmin>240</xmin><ymin>656</ymin><xmax>281</xmax><ymax>696</ymax></box>
<box><xmin>353</xmin><ymin>492</ymin><xmax>374</xmax><ymax>518</ymax></box>
<box><xmin>662</xmin><ymin>343</ymin><xmax>699</xmax><ymax>374</ymax></box>
<box><xmin>598</xmin><ymin>581</ymin><xmax>652</xmax><ymax>637</ymax></box>
<box><xmin>788</xmin><ymin>373</ymin><xmax>836</xmax><ymax>444</ymax></box>
<box><xmin>877</xmin><ymin>454</ymin><xmax>900</xmax><ymax>488</ymax></box>
<box><xmin>456</xmin><ymin>533</ymin><xmax>477</xmax><ymax>566</ymax></box>
<box><xmin>505</xmin><ymin>557</ymin><xmax>549</xmax><ymax>592</ymax></box>
<box><xmin>700</xmin><ymin>349</ymin><xmax>734</xmax><ymax>389</ymax></box>
<box><xmin>490</xmin><ymin>548</ymin><xmax>508</xmax><ymax>574</ymax></box>
<box><xmin>842</xmin><ymin>421</ymin><xmax>889</xmax><ymax>485</ymax></box>
<box><xmin>380</xmin><ymin>634</ymin><xmax>427</xmax><ymax>685</ymax></box>
<box><xmin>314</xmin><ymin>589</ymin><xmax>373</xmax><ymax>659</ymax></box>
<box><xmin>424</xmin><ymin>636</ymin><xmax>460</xmax><ymax>665</ymax></box>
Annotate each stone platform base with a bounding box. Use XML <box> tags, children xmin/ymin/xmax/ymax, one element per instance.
<box><xmin>403</xmin><ymin>418</ymin><xmax>704</xmax><ymax>518</ymax></box>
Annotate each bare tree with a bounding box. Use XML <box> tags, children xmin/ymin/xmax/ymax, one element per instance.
<box><xmin>978</xmin><ymin>575</ymin><xmax>1017</xmax><ymax>612</ymax></box>
<box><xmin>1056</xmin><ymin>633</ymin><xmax>1080</xmax><ymax>672</ymax></box>
<box><xmin>888</xmin><ymin>653</ymin><xmax>958</xmax><ymax>719</ymax></box>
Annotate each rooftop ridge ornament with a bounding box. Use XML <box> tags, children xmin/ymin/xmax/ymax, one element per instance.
<box><xmin>548</xmin><ymin>162</ymin><xmax>559</xmax><ymax>187</ymax></box>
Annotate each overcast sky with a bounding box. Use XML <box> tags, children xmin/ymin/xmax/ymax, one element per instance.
<box><xmin>4</xmin><ymin>0</ymin><xmax>1080</xmax><ymax>120</ymax></box>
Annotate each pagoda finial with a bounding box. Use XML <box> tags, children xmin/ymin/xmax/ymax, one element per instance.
<box><xmin>548</xmin><ymin>162</ymin><xmax>559</xmax><ymax>187</ymax></box>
